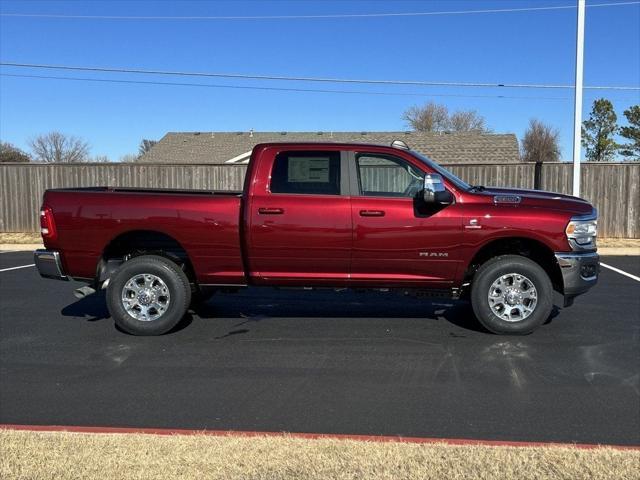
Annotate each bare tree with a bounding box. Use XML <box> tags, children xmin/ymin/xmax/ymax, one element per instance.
<box><xmin>449</xmin><ymin>110</ymin><xmax>490</xmax><ymax>133</ymax></box>
<box><xmin>521</xmin><ymin>119</ymin><xmax>561</xmax><ymax>163</ymax></box>
<box><xmin>119</xmin><ymin>154</ymin><xmax>139</xmax><ymax>163</ymax></box>
<box><xmin>138</xmin><ymin>139</ymin><xmax>157</xmax><ymax>158</ymax></box>
<box><xmin>403</xmin><ymin>102</ymin><xmax>490</xmax><ymax>133</ymax></box>
<box><xmin>29</xmin><ymin>132</ymin><xmax>90</xmax><ymax>163</ymax></box>
<box><xmin>403</xmin><ymin>102</ymin><xmax>450</xmax><ymax>132</ymax></box>
<box><xmin>0</xmin><ymin>142</ymin><xmax>31</xmax><ymax>162</ymax></box>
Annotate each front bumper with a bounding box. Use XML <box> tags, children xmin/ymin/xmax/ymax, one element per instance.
<box><xmin>34</xmin><ymin>249</ymin><xmax>68</xmax><ymax>281</ymax></box>
<box><xmin>555</xmin><ymin>251</ymin><xmax>599</xmax><ymax>299</ymax></box>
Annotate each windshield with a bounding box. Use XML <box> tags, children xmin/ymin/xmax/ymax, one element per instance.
<box><xmin>409</xmin><ymin>151</ymin><xmax>471</xmax><ymax>191</ymax></box>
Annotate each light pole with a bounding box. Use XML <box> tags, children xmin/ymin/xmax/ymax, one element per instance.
<box><xmin>572</xmin><ymin>0</ymin><xmax>586</xmax><ymax>197</ymax></box>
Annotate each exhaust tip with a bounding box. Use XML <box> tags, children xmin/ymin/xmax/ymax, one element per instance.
<box><xmin>74</xmin><ymin>286</ymin><xmax>96</xmax><ymax>299</ymax></box>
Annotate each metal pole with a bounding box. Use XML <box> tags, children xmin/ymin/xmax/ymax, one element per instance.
<box><xmin>572</xmin><ymin>0</ymin><xmax>586</xmax><ymax>197</ymax></box>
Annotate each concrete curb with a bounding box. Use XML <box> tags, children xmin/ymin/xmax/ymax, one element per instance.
<box><xmin>1</xmin><ymin>424</ymin><xmax>638</xmax><ymax>450</ymax></box>
<box><xmin>1</xmin><ymin>244</ymin><xmax>638</xmax><ymax>255</ymax></box>
<box><xmin>1</xmin><ymin>244</ymin><xmax>639</xmax><ymax>256</ymax></box>
<box><xmin>0</xmin><ymin>243</ymin><xmax>43</xmax><ymax>252</ymax></box>
<box><xmin>597</xmin><ymin>247</ymin><xmax>640</xmax><ymax>256</ymax></box>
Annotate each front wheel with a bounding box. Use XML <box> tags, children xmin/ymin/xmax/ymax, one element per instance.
<box><xmin>106</xmin><ymin>255</ymin><xmax>191</xmax><ymax>335</ymax></box>
<box><xmin>470</xmin><ymin>255</ymin><xmax>553</xmax><ymax>335</ymax></box>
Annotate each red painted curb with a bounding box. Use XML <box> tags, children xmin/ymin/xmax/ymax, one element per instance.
<box><xmin>1</xmin><ymin>424</ymin><xmax>638</xmax><ymax>450</ymax></box>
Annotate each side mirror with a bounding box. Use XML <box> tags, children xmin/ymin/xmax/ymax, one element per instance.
<box><xmin>423</xmin><ymin>174</ymin><xmax>453</xmax><ymax>204</ymax></box>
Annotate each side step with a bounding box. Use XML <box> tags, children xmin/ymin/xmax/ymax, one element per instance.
<box><xmin>274</xmin><ymin>286</ymin><xmax>461</xmax><ymax>299</ymax></box>
<box><xmin>74</xmin><ymin>285</ymin><xmax>96</xmax><ymax>299</ymax></box>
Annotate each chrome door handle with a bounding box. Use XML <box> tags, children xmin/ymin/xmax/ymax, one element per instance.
<box><xmin>258</xmin><ymin>207</ymin><xmax>284</xmax><ymax>215</ymax></box>
<box><xmin>359</xmin><ymin>210</ymin><xmax>385</xmax><ymax>217</ymax></box>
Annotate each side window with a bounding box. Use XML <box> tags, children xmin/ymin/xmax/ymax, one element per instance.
<box><xmin>270</xmin><ymin>151</ymin><xmax>341</xmax><ymax>195</ymax></box>
<box><xmin>356</xmin><ymin>153</ymin><xmax>425</xmax><ymax>197</ymax></box>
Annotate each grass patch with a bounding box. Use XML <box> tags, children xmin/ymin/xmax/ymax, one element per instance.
<box><xmin>598</xmin><ymin>238</ymin><xmax>640</xmax><ymax>248</ymax></box>
<box><xmin>1</xmin><ymin>429</ymin><xmax>638</xmax><ymax>480</ymax></box>
<box><xmin>0</xmin><ymin>232</ymin><xmax>42</xmax><ymax>244</ymax></box>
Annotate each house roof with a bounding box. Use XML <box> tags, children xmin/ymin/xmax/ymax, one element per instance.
<box><xmin>139</xmin><ymin>131</ymin><xmax>520</xmax><ymax>164</ymax></box>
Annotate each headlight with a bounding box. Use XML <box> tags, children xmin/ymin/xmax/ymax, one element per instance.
<box><xmin>566</xmin><ymin>212</ymin><xmax>597</xmax><ymax>251</ymax></box>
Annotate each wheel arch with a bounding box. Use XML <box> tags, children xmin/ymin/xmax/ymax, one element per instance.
<box><xmin>464</xmin><ymin>237</ymin><xmax>564</xmax><ymax>295</ymax></box>
<box><xmin>97</xmin><ymin>229</ymin><xmax>197</xmax><ymax>286</ymax></box>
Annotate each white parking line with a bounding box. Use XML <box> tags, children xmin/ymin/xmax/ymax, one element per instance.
<box><xmin>0</xmin><ymin>250</ymin><xmax>31</xmax><ymax>254</ymax></box>
<box><xmin>0</xmin><ymin>264</ymin><xmax>35</xmax><ymax>272</ymax></box>
<box><xmin>600</xmin><ymin>262</ymin><xmax>640</xmax><ymax>282</ymax></box>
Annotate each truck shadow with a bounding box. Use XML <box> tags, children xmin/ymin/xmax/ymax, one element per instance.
<box><xmin>61</xmin><ymin>291</ymin><xmax>109</xmax><ymax>322</ymax></box>
<box><xmin>60</xmin><ymin>289</ymin><xmax>560</xmax><ymax>336</ymax></box>
<box><xmin>60</xmin><ymin>291</ymin><xmax>194</xmax><ymax>334</ymax></box>
<box><xmin>192</xmin><ymin>289</ymin><xmax>490</xmax><ymax>333</ymax></box>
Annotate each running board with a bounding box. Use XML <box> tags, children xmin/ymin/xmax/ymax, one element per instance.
<box><xmin>273</xmin><ymin>286</ymin><xmax>460</xmax><ymax>299</ymax></box>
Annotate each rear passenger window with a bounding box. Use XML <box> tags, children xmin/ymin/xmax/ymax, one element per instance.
<box><xmin>270</xmin><ymin>151</ymin><xmax>341</xmax><ymax>195</ymax></box>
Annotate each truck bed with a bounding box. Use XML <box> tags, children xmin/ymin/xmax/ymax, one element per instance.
<box><xmin>47</xmin><ymin>186</ymin><xmax>242</xmax><ymax>196</ymax></box>
<box><xmin>42</xmin><ymin>187</ymin><xmax>245</xmax><ymax>285</ymax></box>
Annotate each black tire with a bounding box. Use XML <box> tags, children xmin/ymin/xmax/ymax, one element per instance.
<box><xmin>470</xmin><ymin>255</ymin><xmax>553</xmax><ymax>335</ymax></box>
<box><xmin>106</xmin><ymin>255</ymin><xmax>191</xmax><ymax>335</ymax></box>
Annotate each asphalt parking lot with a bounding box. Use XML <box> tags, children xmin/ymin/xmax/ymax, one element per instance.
<box><xmin>0</xmin><ymin>251</ymin><xmax>638</xmax><ymax>446</ymax></box>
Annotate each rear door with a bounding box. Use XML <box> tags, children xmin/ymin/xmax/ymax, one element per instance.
<box><xmin>247</xmin><ymin>148</ymin><xmax>352</xmax><ymax>285</ymax></box>
<box><xmin>349</xmin><ymin>150</ymin><xmax>463</xmax><ymax>287</ymax></box>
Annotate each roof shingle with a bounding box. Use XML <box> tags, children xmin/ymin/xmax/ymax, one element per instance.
<box><xmin>140</xmin><ymin>131</ymin><xmax>520</xmax><ymax>164</ymax></box>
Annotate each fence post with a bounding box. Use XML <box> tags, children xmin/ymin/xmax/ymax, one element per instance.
<box><xmin>534</xmin><ymin>161</ymin><xmax>543</xmax><ymax>190</ymax></box>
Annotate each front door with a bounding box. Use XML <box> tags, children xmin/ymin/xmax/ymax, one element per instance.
<box><xmin>349</xmin><ymin>151</ymin><xmax>463</xmax><ymax>287</ymax></box>
<box><xmin>248</xmin><ymin>148</ymin><xmax>352</xmax><ymax>285</ymax></box>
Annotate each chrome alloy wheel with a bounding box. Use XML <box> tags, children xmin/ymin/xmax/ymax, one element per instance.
<box><xmin>487</xmin><ymin>273</ymin><xmax>538</xmax><ymax>322</ymax></box>
<box><xmin>121</xmin><ymin>273</ymin><xmax>171</xmax><ymax>322</ymax></box>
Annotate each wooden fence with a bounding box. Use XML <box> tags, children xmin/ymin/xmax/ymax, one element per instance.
<box><xmin>0</xmin><ymin>162</ymin><xmax>638</xmax><ymax>238</ymax></box>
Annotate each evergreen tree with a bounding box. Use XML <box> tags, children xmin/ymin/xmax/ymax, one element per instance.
<box><xmin>619</xmin><ymin>105</ymin><xmax>640</xmax><ymax>160</ymax></box>
<box><xmin>581</xmin><ymin>98</ymin><xmax>618</xmax><ymax>162</ymax></box>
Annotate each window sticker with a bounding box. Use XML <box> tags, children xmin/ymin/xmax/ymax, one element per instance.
<box><xmin>288</xmin><ymin>157</ymin><xmax>330</xmax><ymax>183</ymax></box>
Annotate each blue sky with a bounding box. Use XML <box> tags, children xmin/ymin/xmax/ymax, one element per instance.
<box><xmin>1</xmin><ymin>0</ymin><xmax>639</xmax><ymax>161</ymax></box>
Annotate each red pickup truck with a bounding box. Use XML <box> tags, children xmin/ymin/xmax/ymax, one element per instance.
<box><xmin>35</xmin><ymin>141</ymin><xmax>599</xmax><ymax>335</ymax></box>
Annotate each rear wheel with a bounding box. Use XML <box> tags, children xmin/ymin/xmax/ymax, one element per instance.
<box><xmin>470</xmin><ymin>255</ymin><xmax>552</xmax><ymax>335</ymax></box>
<box><xmin>106</xmin><ymin>255</ymin><xmax>191</xmax><ymax>335</ymax></box>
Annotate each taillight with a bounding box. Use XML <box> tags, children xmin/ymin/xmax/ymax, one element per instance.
<box><xmin>40</xmin><ymin>206</ymin><xmax>57</xmax><ymax>241</ymax></box>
